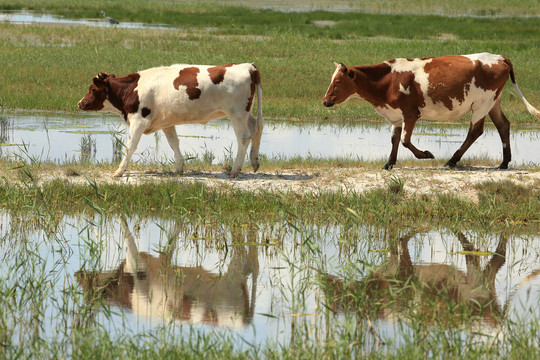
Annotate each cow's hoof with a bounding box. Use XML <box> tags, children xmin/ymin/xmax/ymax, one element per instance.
<box><xmin>444</xmin><ymin>161</ymin><xmax>457</xmax><ymax>169</ymax></box>
<box><xmin>112</xmin><ymin>172</ymin><xmax>123</xmax><ymax>177</ymax></box>
<box><xmin>229</xmin><ymin>171</ymin><xmax>239</xmax><ymax>178</ymax></box>
<box><xmin>424</xmin><ymin>150</ymin><xmax>435</xmax><ymax>159</ymax></box>
<box><xmin>383</xmin><ymin>163</ymin><xmax>393</xmax><ymax>170</ymax></box>
<box><xmin>252</xmin><ymin>162</ymin><xmax>260</xmax><ymax>173</ymax></box>
<box><xmin>497</xmin><ymin>163</ymin><xmax>509</xmax><ymax>170</ymax></box>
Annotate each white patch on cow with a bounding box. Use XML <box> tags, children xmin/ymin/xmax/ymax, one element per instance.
<box><xmin>399</xmin><ymin>83</ymin><xmax>410</xmax><ymax>95</ymax></box>
<box><xmin>464</xmin><ymin>53</ymin><xmax>504</xmax><ymax>68</ymax></box>
<box><xmin>386</xmin><ymin>57</ymin><xmax>433</xmax><ymax>74</ymax></box>
<box><xmin>386</xmin><ymin>58</ymin><xmax>433</xmax><ymax>104</ymax></box>
<box><xmin>401</xmin><ymin>128</ymin><xmax>408</xmax><ymax>143</ymax></box>
<box><xmin>324</xmin><ymin>66</ymin><xmax>341</xmax><ymax>98</ymax></box>
<box><xmin>420</xmin><ymin>77</ymin><xmax>498</xmax><ymax>122</ymax></box>
<box><xmin>375</xmin><ymin>104</ymin><xmax>404</xmax><ymax>126</ymax></box>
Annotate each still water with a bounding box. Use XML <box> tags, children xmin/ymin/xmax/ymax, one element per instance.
<box><xmin>0</xmin><ymin>213</ymin><xmax>539</xmax><ymax>349</ymax></box>
<box><xmin>0</xmin><ymin>10</ymin><xmax>175</xmax><ymax>30</ymax></box>
<box><xmin>0</xmin><ymin>111</ymin><xmax>539</xmax><ymax>167</ymax></box>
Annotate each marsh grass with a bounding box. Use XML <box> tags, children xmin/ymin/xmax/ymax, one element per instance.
<box><xmin>0</xmin><ymin>159</ymin><xmax>538</xmax><ymax>232</ymax></box>
<box><xmin>0</xmin><ymin>4</ymin><xmax>539</xmax><ymax>123</ymax></box>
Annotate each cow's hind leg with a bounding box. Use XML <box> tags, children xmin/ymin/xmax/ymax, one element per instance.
<box><xmin>229</xmin><ymin>113</ymin><xmax>251</xmax><ymax>177</ymax></box>
<box><xmin>488</xmin><ymin>100</ymin><xmax>511</xmax><ymax>169</ymax></box>
<box><xmin>445</xmin><ymin>117</ymin><xmax>485</xmax><ymax>168</ymax></box>
<box><xmin>247</xmin><ymin>113</ymin><xmax>263</xmax><ymax>172</ymax></box>
<box><xmin>384</xmin><ymin>125</ymin><xmax>402</xmax><ymax>170</ymax></box>
<box><xmin>162</xmin><ymin>126</ymin><xmax>185</xmax><ymax>173</ymax></box>
<box><xmin>114</xmin><ymin>117</ymin><xmax>149</xmax><ymax>177</ymax></box>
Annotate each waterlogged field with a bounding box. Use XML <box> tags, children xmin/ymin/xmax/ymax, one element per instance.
<box><xmin>0</xmin><ymin>111</ymin><xmax>538</xmax><ymax>167</ymax></box>
<box><xmin>1</xmin><ymin>212</ymin><xmax>540</xmax><ymax>358</ymax></box>
<box><xmin>0</xmin><ymin>1</ymin><xmax>540</xmax><ymax>359</ymax></box>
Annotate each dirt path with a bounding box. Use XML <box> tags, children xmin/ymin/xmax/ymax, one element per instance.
<box><xmin>52</xmin><ymin>165</ymin><xmax>540</xmax><ymax>203</ymax></box>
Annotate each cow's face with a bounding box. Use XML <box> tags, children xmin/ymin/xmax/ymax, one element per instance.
<box><xmin>322</xmin><ymin>62</ymin><xmax>357</xmax><ymax>107</ymax></box>
<box><xmin>77</xmin><ymin>73</ymin><xmax>115</xmax><ymax>111</ymax></box>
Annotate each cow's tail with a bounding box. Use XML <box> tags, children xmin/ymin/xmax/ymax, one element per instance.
<box><xmin>504</xmin><ymin>57</ymin><xmax>540</xmax><ymax>121</ymax></box>
<box><xmin>249</xmin><ymin>65</ymin><xmax>264</xmax><ymax>172</ymax></box>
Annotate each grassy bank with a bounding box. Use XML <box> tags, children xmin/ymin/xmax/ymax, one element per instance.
<box><xmin>0</xmin><ymin>2</ymin><xmax>539</xmax><ymax>123</ymax></box>
<box><xmin>1</xmin><ymin>167</ymin><xmax>538</xmax><ymax>232</ymax></box>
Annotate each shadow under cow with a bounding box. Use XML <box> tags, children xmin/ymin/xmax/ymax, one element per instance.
<box><xmin>76</xmin><ymin>220</ymin><xmax>259</xmax><ymax>329</ymax></box>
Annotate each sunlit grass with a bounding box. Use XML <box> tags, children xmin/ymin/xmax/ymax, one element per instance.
<box><xmin>0</xmin><ymin>4</ymin><xmax>539</xmax><ymax>123</ymax></box>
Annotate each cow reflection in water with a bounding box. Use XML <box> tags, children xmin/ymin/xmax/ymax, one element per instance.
<box><xmin>322</xmin><ymin>232</ymin><xmax>507</xmax><ymax>326</ymax></box>
<box><xmin>76</xmin><ymin>221</ymin><xmax>259</xmax><ymax>329</ymax></box>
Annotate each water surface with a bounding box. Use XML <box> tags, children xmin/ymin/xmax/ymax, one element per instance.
<box><xmin>1</xmin><ymin>213</ymin><xmax>539</xmax><ymax>350</ymax></box>
<box><xmin>1</xmin><ymin>111</ymin><xmax>538</xmax><ymax>167</ymax></box>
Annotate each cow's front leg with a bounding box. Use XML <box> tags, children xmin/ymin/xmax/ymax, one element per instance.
<box><xmin>400</xmin><ymin>116</ymin><xmax>435</xmax><ymax>160</ymax></box>
<box><xmin>384</xmin><ymin>126</ymin><xmax>402</xmax><ymax>170</ymax></box>
<box><xmin>162</xmin><ymin>126</ymin><xmax>184</xmax><ymax>174</ymax></box>
<box><xmin>114</xmin><ymin>117</ymin><xmax>148</xmax><ymax>177</ymax></box>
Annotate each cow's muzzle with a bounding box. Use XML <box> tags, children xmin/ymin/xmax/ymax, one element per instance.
<box><xmin>322</xmin><ymin>99</ymin><xmax>334</xmax><ymax>107</ymax></box>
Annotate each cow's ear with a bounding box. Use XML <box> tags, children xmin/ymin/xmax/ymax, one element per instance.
<box><xmin>109</xmin><ymin>73</ymin><xmax>116</xmax><ymax>78</ymax></box>
<box><xmin>93</xmin><ymin>77</ymin><xmax>106</xmax><ymax>88</ymax></box>
<box><xmin>97</xmin><ymin>72</ymin><xmax>108</xmax><ymax>80</ymax></box>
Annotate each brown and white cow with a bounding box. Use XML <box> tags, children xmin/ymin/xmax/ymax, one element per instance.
<box><xmin>78</xmin><ymin>63</ymin><xmax>263</xmax><ymax>177</ymax></box>
<box><xmin>322</xmin><ymin>53</ymin><xmax>540</xmax><ymax>169</ymax></box>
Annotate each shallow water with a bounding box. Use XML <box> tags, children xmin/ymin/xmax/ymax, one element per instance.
<box><xmin>0</xmin><ymin>10</ymin><xmax>175</xmax><ymax>30</ymax></box>
<box><xmin>0</xmin><ymin>213</ymin><xmax>539</xmax><ymax>350</ymax></box>
<box><xmin>0</xmin><ymin>111</ymin><xmax>539</xmax><ymax>167</ymax></box>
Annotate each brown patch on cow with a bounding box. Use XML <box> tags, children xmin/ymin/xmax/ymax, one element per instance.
<box><xmin>472</xmin><ymin>60</ymin><xmax>510</xmax><ymax>99</ymax></box>
<box><xmin>141</xmin><ymin>107</ymin><xmax>151</xmax><ymax>118</ymax></box>
<box><xmin>246</xmin><ymin>67</ymin><xmax>261</xmax><ymax>112</ymax></box>
<box><xmin>173</xmin><ymin>67</ymin><xmax>201</xmax><ymax>100</ymax></box>
<box><xmin>424</xmin><ymin>56</ymin><xmax>474</xmax><ymax>110</ymax></box>
<box><xmin>388</xmin><ymin>70</ymin><xmax>425</xmax><ymax>110</ymax></box>
<box><xmin>208</xmin><ymin>63</ymin><xmax>235</xmax><ymax>85</ymax></box>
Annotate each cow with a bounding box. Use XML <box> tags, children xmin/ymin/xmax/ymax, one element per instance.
<box><xmin>322</xmin><ymin>53</ymin><xmax>540</xmax><ymax>170</ymax></box>
<box><xmin>78</xmin><ymin>63</ymin><xmax>263</xmax><ymax>177</ymax></box>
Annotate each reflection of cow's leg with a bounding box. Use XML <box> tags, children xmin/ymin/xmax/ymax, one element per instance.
<box><xmin>485</xmin><ymin>235</ymin><xmax>508</xmax><ymax>283</ymax></box>
<box><xmin>229</xmin><ymin>112</ymin><xmax>251</xmax><ymax>177</ymax></box>
<box><xmin>456</xmin><ymin>232</ymin><xmax>480</xmax><ymax>271</ymax></box>
<box><xmin>162</xmin><ymin>126</ymin><xmax>185</xmax><ymax>174</ymax></box>
<box><xmin>120</xmin><ymin>219</ymin><xmax>146</xmax><ymax>274</ymax></box>
<box><xmin>114</xmin><ymin>116</ymin><xmax>149</xmax><ymax>177</ymax></box>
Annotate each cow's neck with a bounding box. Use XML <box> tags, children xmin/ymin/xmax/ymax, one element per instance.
<box><xmin>107</xmin><ymin>74</ymin><xmax>141</xmax><ymax>120</ymax></box>
<box><xmin>352</xmin><ymin>64</ymin><xmax>392</xmax><ymax>108</ymax></box>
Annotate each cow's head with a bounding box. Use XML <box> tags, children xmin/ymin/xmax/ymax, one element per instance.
<box><xmin>322</xmin><ymin>62</ymin><xmax>357</xmax><ymax>107</ymax></box>
<box><xmin>77</xmin><ymin>72</ymin><xmax>116</xmax><ymax>111</ymax></box>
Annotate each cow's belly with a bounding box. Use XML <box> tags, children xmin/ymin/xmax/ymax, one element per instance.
<box><xmin>419</xmin><ymin>100</ymin><xmax>473</xmax><ymax>121</ymax></box>
<box><xmin>144</xmin><ymin>110</ymin><xmax>227</xmax><ymax>134</ymax></box>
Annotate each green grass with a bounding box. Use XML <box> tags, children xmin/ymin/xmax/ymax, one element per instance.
<box><xmin>0</xmin><ymin>2</ymin><xmax>539</xmax><ymax>123</ymax></box>
<box><xmin>0</xmin><ymin>3</ymin><xmax>540</xmax><ymax>358</ymax></box>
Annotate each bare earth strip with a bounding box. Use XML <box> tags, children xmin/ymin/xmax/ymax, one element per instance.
<box><xmin>45</xmin><ymin>166</ymin><xmax>540</xmax><ymax>203</ymax></box>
